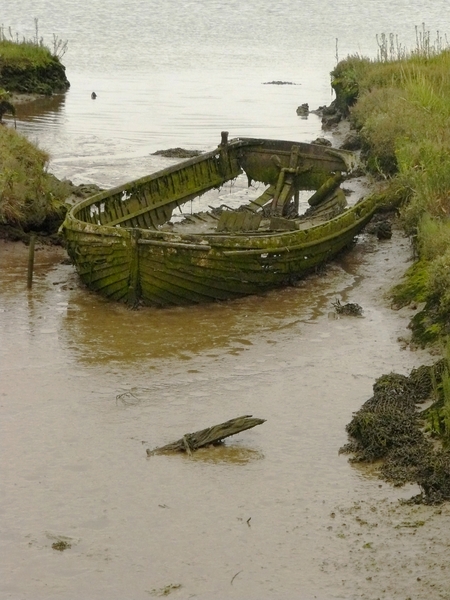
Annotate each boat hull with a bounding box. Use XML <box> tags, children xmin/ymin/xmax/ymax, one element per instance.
<box><xmin>61</xmin><ymin>136</ymin><xmax>377</xmax><ymax>307</ymax></box>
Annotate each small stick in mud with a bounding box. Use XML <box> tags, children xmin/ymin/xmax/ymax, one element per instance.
<box><xmin>146</xmin><ymin>415</ymin><xmax>266</xmax><ymax>456</ymax></box>
<box><xmin>230</xmin><ymin>570</ymin><xmax>243</xmax><ymax>585</ymax></box>
<box><xmin>27</xmin><ymin>234</ymin><xmax>36</xmax><ymax>289</ymax></box>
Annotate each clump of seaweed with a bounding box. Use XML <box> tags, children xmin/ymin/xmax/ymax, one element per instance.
<box><xmin>340</xmin><ymin>360</ymin><xmax>450</xmax><ymax>503</ymax></box>
<box><xmin>152</xmin><ymin>148</ymin><xmax>202</xmax><ymax>159</ymax></box>
<box><xmin>333</xmin><ymin>299</ymin><xmax>363</xmax><ymax>316</ymax></box>
<box><xmin>415</xmin><ymin>449</ymin><xmax>450</xmax><ymax>503</ymax></box>
<box><xmin>52</xmin><ymin>540</ymin><xmax>71</xmax><ymax>551</ymax></box>
<box><xmin>410</xmin><ymin>359</ymin><xmax>446</xmax><ymax>402</ymax></box>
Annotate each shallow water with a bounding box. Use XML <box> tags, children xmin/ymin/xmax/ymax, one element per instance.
<box><xmin>4</xmin><ymin>230</ymin><xmax>450</xmax><ymax>600</ymax></box>
<box><xmin>3</xmin><ymin>0</ymin><xmax>450</xmax><ymax>186</ymax></box>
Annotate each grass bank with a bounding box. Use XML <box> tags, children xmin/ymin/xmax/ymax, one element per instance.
<box><xmin>0</xmin><ymin>125</ymin><xmax>71</xmax><ymax>238</ymax></box>
<box><xmin>331</xmin><ymin>35</ymin><xmax>450</xmax><ymax>348</ymax></box>
<box><xmin>334</xmin><ymin>29</ymin><xmax>450</xmax><ymax>500</ymax></box>
<box><xmin>0</xmin><ymin>24</ymin><xmax>74</xmax><ymax>239</ymax></box>
<box><xmin>0</xmin><ymin>22</ymin><xmax>69</xmax><ymax>95</ymax></box>
<box><xmin>0</xmin><ymin>123</ymin><xmax>102</xmax><ymax>242</ymax></box>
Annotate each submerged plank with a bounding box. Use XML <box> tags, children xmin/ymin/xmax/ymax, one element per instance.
<box><xmin>147</xmin><ymin>415</ymin><xmax>266</xmax><ymax>456</ymax></box>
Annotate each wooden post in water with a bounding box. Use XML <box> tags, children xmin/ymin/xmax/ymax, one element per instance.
<box><xmin>27</xmin><ymin>234</ymin><xmax>36</xmax><ymax>289</ymax></box>
<box><xmin>219</xmin><ymin>130</ymin><xmax>230</xmax><ymax>175</ymax></box>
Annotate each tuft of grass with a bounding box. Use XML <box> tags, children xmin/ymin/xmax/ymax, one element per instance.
<box><xmin>425</xmin><ymin>341</ymin><xmax>450</xmax><ymax>442</ymax></box>
<box><xmin>0</xmin><ymin>19</ymin><xmax>68</xmax><ymax>61</ymax></box>
<box><xmin>0</xmin><ymin>39</ymin><xmax>55</xmax><ymax>68</ymax></box>
<box><xmin>417</xmin><ymin>216</ymin><xmax>450</xmax><ymax>262</ymax></box>
<box><xmin>0</xmin><ymin>21</ymin><xmax>70</xmax><ymax>94</ymax></box>
<box><xmin>391</xmin><ymin>261</ymin><xmax>429</xmax><ymax>308</ymax></box>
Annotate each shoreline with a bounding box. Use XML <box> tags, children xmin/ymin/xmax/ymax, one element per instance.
<box><xmin>10</xmin><ymin>92</ymin><xmax>44</xmax><ymax>105</ymax></box>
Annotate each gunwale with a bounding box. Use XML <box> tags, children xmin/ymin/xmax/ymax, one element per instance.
<box><xmin>61</xmin><ymin>135</ymin><xmax>378</xmax><ymax>306</ymax></box>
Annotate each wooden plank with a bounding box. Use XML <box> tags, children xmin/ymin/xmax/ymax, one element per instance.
<box><xmin>140</xmin><ymin>272</ymin><xmax>203</xmax><ymax>305</ymax></box>
<box><xmin>308</xmin><ymin>173</ymin><xmax>343</xmax><ymax>207</ymax></box>
<box><xmin>269</xmin><ymin>216</ymin><xmax>299</xmax><ymax>231</ymax></box>
<box><xmin>147</xmin><ymin>415</ymin><xmax>266</xmax><ymax>456</ymax></box>
<box><xmin>140</xmin><ymin>269</ymin><xmax>219</xmax><ymax>303</ymax></box>
<box><xmin>216</xmin><ymin>211</ymin><xmax>262</xmax><ymax>232</ymax></box>
<box><xmin>246</xmin><ymin>185</ymin><xmax>275</xmax><ymax>211</ymax></box>
<box><xmin>138</xmin><ymin>239</ymin><xmax>211</xmax><ymax>251</ymax></box>
<box><xmin>105</xmin><ymin>174</ymin><xmax>227</xmax><ymax>227</ymax></box>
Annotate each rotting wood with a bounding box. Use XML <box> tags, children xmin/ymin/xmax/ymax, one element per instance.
<box><xmin>247</xmin><ymin>184</ymin><xmax>276</xmax><ymax>212</ymax></box>
<box><xmin>216</xmin><ymin>210</ymin><xmax>262</xmax><ymax>232</ymax></box>
<box><xmin>60</xmin><ymin>135</ymin><xmax>375</xmax><ymax>307</ymax></box>
<box><xmin>146</xmin><ymin>415</ymin><xmax>266</xmax><ymax>456</ymax></box>
<box><xmin>127</xmin><ymin>228</ymin><xmax>141</xmax><ymax>306</ymax></box>
<box><xmin>307</xmin><ymin>172</ymin><xmax>343</xmax><ymax>207</ymax></box>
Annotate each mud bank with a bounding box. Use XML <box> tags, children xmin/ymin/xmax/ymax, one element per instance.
<box><xmin>3</xmin><ymin>203</ymin><xmax>449</xmax><ymax>599</ymax></box>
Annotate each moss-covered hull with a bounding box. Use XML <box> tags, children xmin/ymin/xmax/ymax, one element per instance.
<box><xmin>61</xmin><ymin>135</ymin><xmax>376</xmax><ymax>306</ymax></box>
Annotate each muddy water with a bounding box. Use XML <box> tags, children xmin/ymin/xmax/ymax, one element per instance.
<box><xmin>3</xmin><ymin>1</ymin><xmax>450</xmax><ymax>595</ymax></box>
<box><xmin>3</xmin><ymin>228</ymin><xmax>450</xmax><ymax>600</ymax></box>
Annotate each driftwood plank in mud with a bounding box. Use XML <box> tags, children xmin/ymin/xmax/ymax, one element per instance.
<box><xmin>146</xmin><ymin>415</ymin><xmax>266</xmax><ymax>456</ymax></box>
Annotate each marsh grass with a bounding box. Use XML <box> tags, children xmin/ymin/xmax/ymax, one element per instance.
<box><xmin>0</xmin><ymin>21</ymin><xmax>69</xmax><ymax>96</ymax></box>
<box><xmin>0</xmin><ymin>126</ymin><xmax>68</xmax><ymax>230</ymax></box>
<box><xmin>417</xmin><ymin>216</ymin><xmax>450</xmax><ymax>262</ymax></box>
<box><xmin>0</xmin><ymin>19</ymin><xmax>67</xmax><ymax>62</ymax></box>
<box><xmin>376</xmin><ymin>24</ymin><xmax>449</xmax><ymax>62</ymax></box>
<box><xmin>0</xmin><ymin>39</ymin><xmax>53</xmax><ymax>70</ymax></box>
<box><xmin>426</xmin><ymin>342</ymin><xmax>450</xmax><ymax>442</ymax></box>
<box><xmin>332</xmin><ymin>27</ymin><xmax>450</xmax><ymax>347</ymax></box>
<box><xmin>443</xmin><ymin>369</ymin><xmax>450</xmax><ymax>440</ymax></box>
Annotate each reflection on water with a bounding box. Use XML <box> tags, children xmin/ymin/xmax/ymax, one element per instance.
<box><xmin>184</xmin><ymin>445</ymin><xmax>265</xmax><ymax>465</ymax></box>
<box><xmin>14</xmin><ymin>94</ymin><xmax>66</xmax><ymax>121</ymax></box>
<box><xmin>60</xmin><ymin>262</ymin><xmax>351</xmax><ymax>367</ymax></box>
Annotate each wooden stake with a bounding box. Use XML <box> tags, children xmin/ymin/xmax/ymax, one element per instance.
<box><xmin>27</xmin><ymin>234</ymin><xmax>36</xmax><ymax>289</ymax></box>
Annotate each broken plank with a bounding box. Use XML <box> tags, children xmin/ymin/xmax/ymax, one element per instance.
<box><xmin>146</xmin><ymin>415</ymin><xmax>266</xmax><ymax>456</ymax></box>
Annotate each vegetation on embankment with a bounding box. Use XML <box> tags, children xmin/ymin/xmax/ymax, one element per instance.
<box><xmin>0</xmin><ymin>24</ymin><xmax>74</xmax><ymax>240</ymax></box>
<box><xmin>0</xmin><ymin>122</ymin><xmax>102</xmax><ymax>242</ymax></box>
<box><xmin>0</xmin><ymin>23</ymin><xmax>69</xmax><ymax>95</ymax></box>
<box><xmin>335</xmin><ymin>29</ymin><xmax>450</xmax><ymax>496</ymax></box>
<box><xmin>0</xmin><ymin>125</ymin><xmax>71</xmax><ymax>238</ymax></box>
<box><xmin>330</xmin><ymin>33</ymin><xmax>450</xmax><ymax>349</ymax></box>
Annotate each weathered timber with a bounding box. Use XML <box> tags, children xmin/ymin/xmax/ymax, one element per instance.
<box><xmin>308</xmin><ymin>172</ymin><xmax>343</xmax><ymax>207</ymax></box>
<box><xmin>216</xmin><ymin>210</ymin><xmax>262</xmax><ymax>232</ymax></box>
<box><xmin>146</xmin><ymin>415</ymin><xmax>266</xmax><ymax>456</ymax></box>
<box><xmin>270</xmin><ymin>144</ymin><xmax>302</xmax><ymax>216</ymax></box>
<box><xmin>60</xmin><ymin>133</ymin><xmax>380</xmax><ymax>307</ymax></box>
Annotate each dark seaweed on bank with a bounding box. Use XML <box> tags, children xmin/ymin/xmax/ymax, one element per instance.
<box><xmin>340</xmin><ymin>360</ymin><xmax>450</xmax><ymax>504</ymax></box>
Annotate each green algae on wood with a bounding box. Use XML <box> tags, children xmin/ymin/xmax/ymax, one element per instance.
<box><xmin>60</xmin><ymin>134</ymin><xmax>378</xmax><ymax>307</ymax></box>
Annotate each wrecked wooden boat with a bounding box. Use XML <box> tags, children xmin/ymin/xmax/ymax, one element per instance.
<box><xmin>60</xmin><ymin>132</ymin><xmax>380</xmax><ymax>307</ymax></box>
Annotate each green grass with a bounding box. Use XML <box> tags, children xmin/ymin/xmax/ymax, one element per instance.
<box><xmin>0</xmin><ymin>23</ymin><xmax>69</xmax><ymax>94</ymax></box>
<box><xmin>0</xmin><ymin>39</ymin><xmax>55</xmax><ymax>68</ymax></box>
<box><xmin>423</xmin><ymin>341</ymin><xmax>450</xmax><ymax>442</ymax></box>
<box><xmin>332</xmin><ymin>32</ymin><xmax>450</xmax><ymax>348</ymax></box>
<box><xmin>0</xmin><ymin>126</ymin><xmax>69</xmax><ymax>230</ymax></box>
